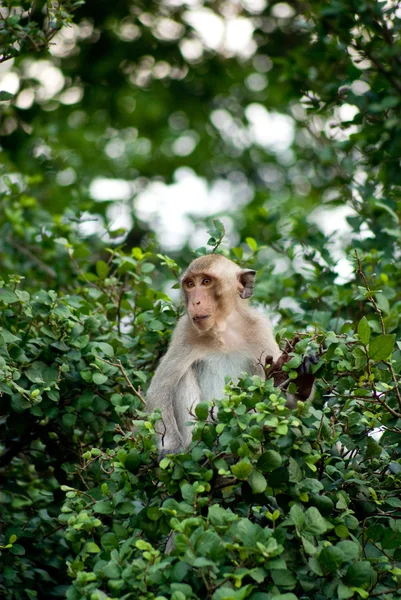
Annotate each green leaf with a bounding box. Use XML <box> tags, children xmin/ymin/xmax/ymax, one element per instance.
<box><xmin>310</xmin><ymin>494</ymin><xmax>334</xmax><ymax>515</ymax></box>
<box><xmin>249</xmin><ymin>470</ymin><xmax>267</xmax><ymax>494</ymax></box>
<box><xmin>194</xmin><ymin>530</ymin><xmax>225</xmax><ymax>561</ymax></box>
<box><xmin>10</xmin><ymin>544</ymin><xmax>25</xmax><ymax>556</ymax></box>
<box><xmin>96</xmin><ymin>342</ymin><xmax>114</xmax><ymax>358</ymax></box>
<box><xmin>369</xmin><ymin>334</ymin><xmax>395</xmax><ymax>361</ymax></box>
<box><xmin>102</xmin><ymin>561</ymin><xmax>121</xmax><ymax>579</ymax></box>
<box><xmin>231</xmin><ymin>460</ymin><xmax>253</xmax><ymax>480</ymax></box>
<box><xmin>1</xmin><ymin>329</ymin><xmax>21</xmax><ymax>344</ymax></box>
<box><xmin>334</xmin><ymin>524</ymin><xmax>349</xmax><ymax>538</ymax></box>
<box><xmin>303</xmin><ymin>507</ymin><xmax>328</xmax><ymax>535</ymax></box>
<box><xmin>125</xmin><ymin>449</ymin><xmax>141</xmax><ymax>473</ymax></box>
<box><xmin>181</xmin><ymin>483</ymin><xmax>195</xmax><ymax>503</ymax></box>
<box><xmin>147</xmin><ymin>507</ymin><xmax>161</xmax><ymax>521</ymax></box>
<box><xmin>302</xmin><ymin>535</ymin><xmax>317</xmax><ymax>555</ymax></box>
<box><xmin>141</xmin><ymin>262</ymin><xmax>155</xmax><ymax>273</ymax></box>
<box><xmin>271</xmin><ymin>570</ymin><xmax>297</xmax><ymax>588</ymax></box>
<box><xmin>319</xmin><ymin>545</ymin><xmax>344</xmax><ymax>573</ymax></box>
<box><xmin>93</xmin><ymin>501</ymin><xmax>114</xmax><ymax>515</ymax></box>
<box><xmin>288</xmin><ymin>457</ymin><xmax>302</xmax><ymax>482</ymax></box>
<box><xmin>337</xmin><ymin>583</ymin><xmax>354</xmax><ymax>600</ymax></box>
<box><xmin>257</xmin><ymin>450</ymin><xmax>282</xmax><ymax>472</ymax></box>
<box><xmin>212</xmin><ymin>219</ymin><xmax>225</xmax><ymax>235</ymax></box>
<box><xmin>93</xmin><ymin>373</ymin><xmax>108</xmax><ymax>385</ymax></box>
<box><xmin>62</xmin><ymin>414</ymin><xmax>76</xmax><ymax>428</ymax></box>
<box><xmin>276</xmin><ymin>423</ymin><xmax>288</xmax><ymax>436</ymax></box>
<box><xmin>345</xmin><ymin>561</ymin><xmax>375</xmax><ymax>588</ymax></box>
<box><xmin>285</xmin><ymin>354</ymin><xmax>303</xmax><ymax>369</ymax></box>
<box><xmin>232</xmin><ymin>247</ymin><xmax>244</xmax><ymax>260</ymax></box>
<box><xmin>101</xmin><ymin>533</ymin><xmax>119</xmax><ymax>551</ymax></box>
<box><xmin>84</xmin><ymin>542</ymin><xmax>100</xmax><ymax>553</ymax></box>
<box><xmin>25</xmin><ymin>366</ymin><xmax>44</xmax><ymax>383</ymax></box>
<box><xmin>386</xmin><ymin>496</ymin><xmax>401</xmax><ymax>508</ymax></box>
<box><xmin>149</xmin><ymin>319</ymin><xmax>165</xmax><ymax>331</ymax></box>
<box><xmin>246</xmin><ymin>237</ymin><xmax>258</xmax><ymax>252</ymax></box>
<box><xmin>0</xmin><ymin>289</ymin><xmax>19</xmax><ymax>304</ymax></box>
<box><xmin>96</xmin><ymin>260</ymin><xmax>109</xmax><ymax>279</ymax></box>
<box><xmin>365</xmin><ymin>436</ymin><xmax>381</xmax><ymax>459</ymax></box>
<box><xmin>336</xmin><ymin>541</ymin><xmax>360</xmax><ymax>562</ymax></box>
<box><xmin>357</xmin><ymin>317</ymin><xmax>370</xmax><ymax>345</ymax></box>
<box><xmin>0</xmin><ymin>91</ymin><xmax>15</xmax><ymax>101</ymax></box>
<box><xmin>195</xmin><ymin>402</ymin><xmax>209</xmax><ymax>420</ymax></box>
<box><xmin>290</xmin><ymin>504</ymin><xmax>304</xmax><ymax>530</ymax></box>
<box><xmin>212</xmin><ymin>585</ymin><xmax>253</xmax><ymax>600</ymax></box>
<box><xmin>80</xmin><ymin>370</ymin><xmax>93</xmax><ymax>382</ymax></box>
<box><xmin>336</xmin><ymin>491</ymin><xmax>350</xmax><ymax>510</ymax></box>
<box><xmin>208</xmin><ymin>505</ymin><xmax>235</xmax><ymax>527</ymax></box>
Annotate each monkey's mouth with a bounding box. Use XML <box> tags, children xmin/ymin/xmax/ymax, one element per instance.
<box><xmin>193</xmin><ymin>315</ymin><xmax>210</xmax><ymax>322</ymax></box>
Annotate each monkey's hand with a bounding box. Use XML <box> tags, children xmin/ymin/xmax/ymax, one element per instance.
<box><xmin>265</xmin><ymin>336</ymin><xmax>320</xmax><ymax>401</ymax></box>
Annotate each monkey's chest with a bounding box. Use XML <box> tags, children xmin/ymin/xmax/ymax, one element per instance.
<box><xmin>193</xmin><ymin>352</ymin><xmax>255</xmax><ymax>402</ymax></box>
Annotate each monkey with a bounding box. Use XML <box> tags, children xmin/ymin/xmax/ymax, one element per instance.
<box><xmin>146</xmin><ymin>254</ymin><xmax>283</xmax><ymax>456</ymax></box>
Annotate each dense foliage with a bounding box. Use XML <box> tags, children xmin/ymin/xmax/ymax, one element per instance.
<box><xmin>1</xmin><ymin>0</ymin><xmax>401</xmax><ymax>599</ymax></box>
<box><xmin>1</xmin><ymin>193</ymin><xmax>401</xmax><ymax>599</ymax></box>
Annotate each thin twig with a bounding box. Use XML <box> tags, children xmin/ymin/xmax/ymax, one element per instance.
<box><xmin>385</xmin><ymin>359</ymin><xmax>401</xmax><ymax>412</ymax></box>
<box><xmin>97</xmin><ymin>357</ymin><xmax>146</xmax><ymax>405</ymax></box>
<box><xmin>352</xmin><ymin>41</ymin><xmax>401</xmax><ymax>96</ymax></box>
<box><xmin>6</xmin><ymin>236</ymin><xmax>57</xmax><ymax>279</ymax></box>
<box><xmin>329</xmin><ymin>389</ymin><xmax>401</xmax><ymax>419</ymax></box>
<box><xmin>354</xmin><ymin>250</ymin><xmax>385</xmax><ymax>334</ymax></box>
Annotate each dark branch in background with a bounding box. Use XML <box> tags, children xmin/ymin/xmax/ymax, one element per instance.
<box><xmin>6</xmin><ymin>236</ymin><xmax>57</xmax><ymax>279</ymax></box>
<box><xmin>0</xmin><ymin>427</ymin><xmax>37</xmax><ymax>469</ymax></box>
<box><xmin>353</xmin><ymin>41</ymin><xmax>401</xmax><ymax>96</ymax></box>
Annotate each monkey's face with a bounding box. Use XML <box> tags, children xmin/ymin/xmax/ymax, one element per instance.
<box><xmin>182</xmin><ymin>274</ymin><xmax>220</xmax><ymax>332</ymax></box>
<box><xmin>181</xmin><ymin>256</ymin><xmax>256</xmax><ymax>334</ymax></box>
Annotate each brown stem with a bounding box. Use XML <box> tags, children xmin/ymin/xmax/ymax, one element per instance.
<box><xmin>354</xmin><ymin>250</ymin><xmax>385</xmax><ymax>334</ymax></box>
<box><xmin>6</xmin><ymin>236</ymin><xmax>57</xmax><ymax>279</ymax></box>
<box><xmin>385</xmin><ymin>360</ymin><xmax>401</xmax><ymax>412</ymax></box>
<box><xmin>352</xmin><ymin>41</ymin><xmax>401</xmax><ymax>96</ymax></box>
<box><xmin>97</xmin><ymin>357</ymin><xmax>146</xmax><ymax>405</ymax></box>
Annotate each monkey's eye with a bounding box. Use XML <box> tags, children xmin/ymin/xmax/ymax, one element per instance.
<box><xmin>186</xmin><ymin>281</ymin><xmax>195</xmax><ymax>288</ymax></box>
<box><xmin>202</xmin><ymin>278</ymin><xmax>212</xmax><ymax>286</ymax></box>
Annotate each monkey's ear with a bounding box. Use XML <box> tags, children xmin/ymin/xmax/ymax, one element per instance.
<box><xmin>238</xmin><ymin>269</ymin><xmax>256</xmax><ymax>299</ymax></box>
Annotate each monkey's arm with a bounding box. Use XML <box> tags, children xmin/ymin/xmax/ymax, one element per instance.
<box><xmin>248</xmin><ymin>311</ymin><xmax>281</xmax><ymax>376</ymax></box>
<box><xmin>264</xmin><ymin>337</ymin><xmax>318</xmax><ymax>406</ymax></box>
<box><xmin>247</xmin><ymin>313</ymin><xmax>316</xmax><ymax>405</ymax></box>
<box><xmin>146</xmin><ymin>318</ymin><xmax>200</xmax><ymax>455</ymax></box>
<box><xmin>147</xmin><ymin>369</ymin><xmax>185</xmax><ymax>454</ymax></box>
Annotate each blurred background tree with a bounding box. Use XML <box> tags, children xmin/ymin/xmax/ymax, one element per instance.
<box><xmin>1</xmin><ymin>0</ymin><xmax>400</xmax><ymax>259</ymax></box>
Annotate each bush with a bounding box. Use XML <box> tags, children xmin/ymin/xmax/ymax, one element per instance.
<box><xmin>1</xmin><ymin>190</ymin><xmax>401</xmax><ymax>600</ymax></box>
<box><xmin>57</xmin><ymin>324</ymin><xmax>401</xmax><ymax>600</ymax></box>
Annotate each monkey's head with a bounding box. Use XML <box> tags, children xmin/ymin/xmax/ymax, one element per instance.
<box><xmin>181</xmin><ymin>254</ymin><xmax>256</xmax><ymax>333</ymax></box>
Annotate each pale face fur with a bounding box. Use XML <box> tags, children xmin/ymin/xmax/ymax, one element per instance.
<box><xmin>181</xmin><ymin>254</ymin><xmax>254</xmax><ymax>334</ymax></box>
